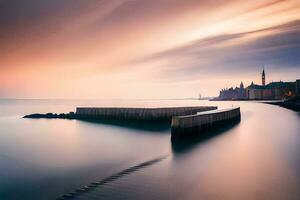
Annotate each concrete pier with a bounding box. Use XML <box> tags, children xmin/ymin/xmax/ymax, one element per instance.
<box><xmin>171</xmin><ymin>107</ymin><xmax>240</xmax><ymax>139</ymax></box>
<box><xmin>76</xmin><ymin>106</ymin><xmax>217</xmax><ymax>121</ymax></box>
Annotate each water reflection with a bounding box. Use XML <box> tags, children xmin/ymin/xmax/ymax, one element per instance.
<box><xmin>171</xmin><ymin>120</ymin><xmax>241</xmax><ymax>155</ymax></box>
<box><xmin>78</xmin><ymin>118</ymin><xmax>171</xmax><ymax>132</ymax></box>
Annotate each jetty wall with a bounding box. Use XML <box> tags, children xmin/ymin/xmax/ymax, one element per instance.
<box><xmin>76</xmin><ymin>106</ymin><xmax>217</xmax><ymax>121</ymax></box>
<box><xmin>171</xmin><ymin>107</ymin><xmax>240</xmax><ymax>138</ymax></box>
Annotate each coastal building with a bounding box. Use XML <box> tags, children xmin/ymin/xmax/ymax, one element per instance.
<box><xmin>215</xmin><ymin>68</ymin><xmax>298</xmax><ymax>100</ymax></box>
<box><xmin>218</xmin><ymin>82</ymin><xmax>247</xmax><ymax>100</ymax></box>
<box><xmin>246</xmin><ymin>81</ymin><xmax>296</xmax><ymax>100</ymax></box>
<box><xmin>297</xmin><ymin>80</ymin><xmax>300</xmax><ymax>96</ymax></box>
<box><xmin>247</xmin><ymin>85</ymin><xmax>262</xmax><ymax>100</ymax></box>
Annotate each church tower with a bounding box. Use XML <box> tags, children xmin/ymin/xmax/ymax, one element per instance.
<box><xmin>262</xmin><ymin>68</ymin><xmax>266</xmax><ymax>86</ymax></box>
<box><xmin>240</xmin><ymin>81</ymin><xmax>244</xmax><ymax>89</ymax></box>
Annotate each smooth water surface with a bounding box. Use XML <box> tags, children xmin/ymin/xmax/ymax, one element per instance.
<box><xmin>0</xmin><ymin>99</ymin><xmax>299</xmax><ymax>200</ymax></box>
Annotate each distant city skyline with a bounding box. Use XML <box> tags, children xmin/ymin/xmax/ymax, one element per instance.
<box><xmin>215</xmin><ymin>68</ymin><xmax>299</xmax><ymax>100</ymax></box>
<box><xmin>1</xmin><ymin>0</ymin><xmax>300</xmax><ymax>99</ymax></box>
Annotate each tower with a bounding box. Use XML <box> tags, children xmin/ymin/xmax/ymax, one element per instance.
<box><xmin>262</xmin><ymin>68</ymin><xmax>265</xmax><ymax>86</ymax></box>
<box><xmin>240</xmin><ymin>81</ymin><xmax>244</xmax><ymax>89</ymax></box>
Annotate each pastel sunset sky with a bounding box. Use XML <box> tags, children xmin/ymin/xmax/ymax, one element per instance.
<box><xmin>1</xmin><ymin>0</ymin><xmax>300</xmax><ymax>98</ymax></box>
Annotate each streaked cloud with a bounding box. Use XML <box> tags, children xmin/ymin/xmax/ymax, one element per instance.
<box><xmin>138</xmin><ymin>20</ymin><xmax>300</xmax><ymax>77</ymax></box>
<box><xmin>0</xmin><ymin>0</ymin><xmax>299</xmax><ymax>98</ymax></box>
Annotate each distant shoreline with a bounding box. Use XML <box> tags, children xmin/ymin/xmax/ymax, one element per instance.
<box><xmin>263</xmin><ymin>97</ymin><xmax>300</xmax><ymax>112</ymax></box>
<box><xmin>210</xmin><ymin>99</ymin><xmax>273</xmax><ymax>102</ymax></box>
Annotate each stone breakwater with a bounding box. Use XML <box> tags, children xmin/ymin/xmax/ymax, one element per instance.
<box><xmin>264</xmin><ymin>97</ymin><xmax>300</xmax><ymax>112</ymax></box>
<box><xmin>23</xmin><ymin>112</ymin><xmax>76</xmax><ymax>119</ymax></box>
<box><xmin>24</xmin><ymin>106</ymin><xmax>241</xmax><ymax>139</ymax></box>
<box><xmin>23</xmin><ymin>106</ymin><xmax>217</xmax><ymax>122</ymax></box>
<box><xmin>75</xmin><ymin>106</ymin><xmax>217</xmax><ymax>121</ymax></box>
<box><xmin>171</xmin><ymin>107</ymin><xmax>241</xmax><ymax>139</ymax></box>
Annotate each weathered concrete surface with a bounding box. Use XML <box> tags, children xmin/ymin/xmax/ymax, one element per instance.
<box><xmin>171</xmin><ymin>107</ymin><xmax>241</xmax><ymax>139</ymax></box>
<box><xmin>76</xmin><ymin>106</ymin><xmax>217</xmax><ymax>121</ymax></box>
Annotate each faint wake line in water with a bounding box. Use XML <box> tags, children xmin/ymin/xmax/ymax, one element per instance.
<box><xmin>56</xmin><ymin>155</ymin><xmax>168</xmax><ymax>200</ymax></box>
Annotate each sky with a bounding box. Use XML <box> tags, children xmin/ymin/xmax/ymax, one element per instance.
<box><xmin>0</xmin><ymin>0</ymin><xmax>300</xmax><ymax>99</ymax></box>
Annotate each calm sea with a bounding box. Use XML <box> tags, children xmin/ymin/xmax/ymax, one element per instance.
<box><xmin>0</xmin><ymin>99</ymin><xmax>300</xmax><ymax>200</ymax></box>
